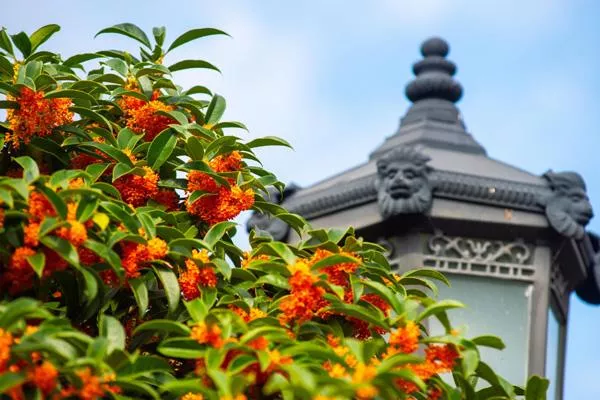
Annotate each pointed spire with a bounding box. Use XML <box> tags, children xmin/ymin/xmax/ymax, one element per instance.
<box><xmin>370</xmin><ymin>37</ymin><xmax>486</xmax><ymax>159</ymax></box>
<box><xmin>405</xmin><ymin>37</ymin><xmax>463</xmax><ymax>103</ymax></box>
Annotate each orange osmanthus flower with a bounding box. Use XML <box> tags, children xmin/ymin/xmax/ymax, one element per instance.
<box><xmin>191</xmin><ymin>322</ymin><xmax>224</xmax><ymax>348</ymax></box>
<box><xmin>28</xmin><ymin>360</ymin><xmax>58</xmax><ymax>395</ymax></box>
<box><xmin>0</xmin><ymin>209</ymin><xmax>5</xmax><ymax>230</ymax></box>
<box><xmin>3</xmin><ymin>247</ymin><xmax>36</xmax><ymax>295</ymax></box>
<box><xmin>178</xmin><ymin>249</ymin><xmax>216</xmax><ymax>300</ymax></box>
<box><xmin>388</xmin><ymin>321</ymin><xmax>420</xmax><ymax>354</ymax></box>
<box><xmin>59</xmin><ymin>368</ymin><xmax>121</xmax><ymax>399</ymax></box>
<box><xmin>279</xmin><ymin>260</ymin><xmax>328</xmax><ymax>326</ymax></box>
<box><xmin>187</xmin><ymin>186</ymin><xmax>254</xmax><ymax>225</ymax></box>
<box><xmin>114</xmin><ymin>166</ymin><xmax>159</xmax><ymax>207</ymax></box>
<box><xmin>396</xmin><ymin>344</ymin><xmax>460</xmax><ymax>394</ymax></box>
<box><xmin>186</xmin><ymin>152</ymin><xmax>254</xmax><ymax>224</ymax></box>
<box><xmin>248</xmin><ymin>336</ymin><xmax>269</xmax><ymax>351</ymax></box>
<box><xmin>124</xmin><ymin>98</ymin><xmax>176</xmax><ymax>142</ymax></box>
<box><xmin>6</xmin><ymin>87</ymin><xmax>73</xmax><ymax>148</ymax></box>
<box><xmin>240</xmin><ymin>252</ymin><xmax>271</xmax><ymax>269</ymax></box>
<box><xmin>153</xmin><ymin>189</ymin><xmax>180</xmax><ymax>211</ymax></box>
<box><xmin>0</xmin><ymin>328</ymin><xmax>14</xmax><ymax>373</ymax></box>
<box><xmin>181</xmin><ymin>393</ymin><xmax>204</xmax><ymax>400</ymax></box>
<box><xmin>121</xmin><ymin>237</ymin><xmax>168</xmax><ymax>278</ymax></box>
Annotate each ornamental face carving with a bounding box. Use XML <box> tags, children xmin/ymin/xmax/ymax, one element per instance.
<box><xmin>375</xmin><ymin>147</ymin><xmax>433</xmax><ymax>218</ymax></box>
<box><xmin>540</xmin><ymin>171</ymin><xmax>593</xmax><ymax>240</ymax></box>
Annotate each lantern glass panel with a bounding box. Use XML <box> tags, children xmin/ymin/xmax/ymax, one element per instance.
<box><xmin>429</xmin><ymin>274</ymin><xmax>532</xmax><ymax>385</ymax></box>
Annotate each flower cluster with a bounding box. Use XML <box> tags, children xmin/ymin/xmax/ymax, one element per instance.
<box><xmin>279</xmin><ymin>260</ymin><xmax>327</xmax><ymax>326</ymax></box>
<box><xmin>5</xmin><ymin>87</ymin><xmax>73</xmax><ymax>148</ymax></box>
<box><xmin>114</xmin><ymin>166</ymin><xmax>160</xmax><ymax>207</ymax></box>
<box><xmin>178</xmin><ymin>249</ymin><xmax>217</xmax><ymax>300</ymax></box>
<box><xmin>120</xmin><ymin>91</ymin><xmax>176</xmax><ymax>141</ymax></box>
<box><xmin>1</xmin><ymin>191</ymin><xmax>93</xmax><ymax>294</ymax></box>
<box><xmin>120</xmin><ymin>237</ymin><xmax>168</xmax><ymax>279</ymax></box>
<box><xmin>186</xmin><ymin>152</ymin><xmax>255</xmax><ymax>225</ymax></box>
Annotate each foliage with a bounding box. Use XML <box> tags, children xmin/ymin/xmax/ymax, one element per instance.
<box><xmin>0</xmin><ymin>24</ymin><xmax>548</xmax><ymax>400</ymax></box>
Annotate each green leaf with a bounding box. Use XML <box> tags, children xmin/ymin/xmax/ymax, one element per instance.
<box><xmin>70</xmin><ymin>106</ymin><xmax>112</xmax><ymax>132</ymax></box>
<box><xmin>185</xmin><ymin>136</ymin><xmax>204</xmax><ymax>160</ymax></box>
<box><xmin>205</xmin><ymin>94</ymin><xmax>226</xmax><ymax>125</ymax></box>
<box><xmin>40</xmin><ymin>236</ymin><xmax>79</xmax><ymax>266</ymax></box>
<box><xmin>86</xmin><ymin>163</ymin><xmax>110</xmax><ymax>182</ymax></box>
<box><xmin>325</xmin><ymin>302</ymin><xmax>389</xmax><ymax>330</ymax></box>
<box><xmin>45</xmin><ymin>89</ymin><xmax>96</xmax><ymax>103</ymax></box>
<box><xmin>130</xmin><ymin>277</ymin><xmax>150</xmax><ymax>318</ymax></box>
<box><xmin>0</xmin><ymin>372</ymin><xmax>26</xmax><ymax>393</ymax></box>
<box><xmin>63</xmin><ymin>53</ymin><xmax>103</xmax><ymax>67</ymax></box>
<box><xmin>416</xmin><ymin>299</ymin><xmax>464</xmax><ymax>322</ymax></box>
<box><xmin>99</xmin><ymin>201</ymin><xmax>140</xmax><ymax>232</ymax></box>
<box><xmin>157</xmin><ymin>338</ymin><xmax>205</xmax><ymax>359</ymax></box>
<box><xmin>310</xmin><ymin>253</ymin><xmax>360</xmax><ymax>270</ymax></box>
<box><xmin>167</xmin><ymin>28</ymin><xmax>229</xmax><ymax>52</ymax></box>
<box><xmin>81</xmin><ymin>142</ymin><xmax>132</xmax><ymax>166</ymax></box>
<box><xmin>472</xmin><ymin>335</ymin><xmax>506</xmax><ymax>350</ymax></box>
<box><xmin>96</xmin><ymin>23</ymin><xmax>151</xmax><ymax>48</ymax></box>
<box><xmin>104</xmin><ymin>58</ymin><xmax>128</xmax><ymax>76</ymax></box>
<box><xmin>76</xmin><ymin>197</ymin><xmax>99</xmax><ymax>222</ymax></box>
<box><xmin>152</xmin><ymin>26</ymin><xmax>166</xmax><ymax>46</ymax></box>
<box><xmin>525</xmin><ymin>376</ymin><xmax>549</xmax><ymax>400</ymax></box>
<box><xmin>361</xmin><ymin>280</ymin><xmax>404</xmax><ymax>315</ymax></box>
<box><xmin>184</xmin><ymin>85</ymin><xmax>212</xmax><ymax>96</ymax></box>
<box><xmin>402</xmin><ymin>267</ymin><xmax>450</xmax><ymax>286</ymax></box>
<box><xmin>461</xmin><ymin>344</ymin><xmax>480</xmax><ymax>378</ymax></box>
<box><xmin>114</xmin><ymin>380</ymin><xmax>160</xmax><ymax>400</ymax></box>
<box><xmin>0</xmin><ymin>100</ymin><xmax>18</xmax><ymax>109</ymax></box>
<box><xmin>14</xmin><ymin>156</ymin><xmax>39</xmax><ymax>183</ymax></box>
<box><xmin>254</xmin><ymin>274</ymin><xmax>289</xmax><ymax>290</ymax></box>
<box><xmin>29</xmin><ymin>24</ymin><xmax>60</xmax><ymax>52</ymax></box>
<box><xmin>0</xmin><ymin>178</ymin><xmax>29</xmax><ymax>200</ymax></box>
<box><xmin>84</xmin><ymin>240</ymin><xmax>124</xmax><ymax>279</ymax></box>
<box><xmin>87</xmin><ymin>337</ymin><xmax>110</xmax><ymax>361</ymax></box>
<box><xmin>148</xmin><ymin>129</ymin><xmax>177</xmax><ymax>170</ymax></box>
<box><xmin>133</xmin><ymin>320</ymin><xmax>190</xmax><ymax>337</ymax></box>
<box><xmin>0</xmin><ymin>29</ymin><xmax>14</xmax><ymax>55</ymax></box>
<box><xmin>0</xmin><ymin>56</ymin><xmax>12</xmax><ymax>76</ymax></box>
<box><xmin>118</xmin><ymin>356</ymin><xmax>172</xmax><ymax>378</ymax></box>
<box><xmin>153</xmin><ymin>266</ymin><xmax>180</xmax><ymax>314</ymax></box>
<box><xmin>37</xmin><ymin>185</ymin><xmax>68</xmax><ymax>219</ymax></box>
<box><xmin>112</xmin><ymin>163</ymin><xmax>134</xmax><ymax>181</ymax></box>
<box><xmin>155</xmin><ymin>109</ymin><xmax>187</xmax><ymax>125</ymax></box>
<box><xmin>27</xmin><ymin>252</ymin><xmax>46</xmax><ymax>278</ymax></box>
<box><xmin>185</xmin><ymin>298</ymin><xmax>208</xmax><ymax>322</ymax></box>
<box><xmin>100</xmin><ymin>315</ymin><xmax>126</xmax><ymax>353</ymax></box>
<box><xmin>212</xmin><ymin>258</ymin><xmax>232</xmax><ymax>281</ymax></box>
<box><xmin>11</xmin><ymin>31</ymin><xmax>31</xmax><ymax>57</ymax></box>
<box><xmin>204</xmin><ymin>221</ymin><xmax>237</xmax><ymax>249</ymax></box>
<box><xmin>266</xmin><ymin>242</ymin><xmax>297</xmax><ymax>265</ymax></box>
<box><xmin>169</xmin><ymin>59</ymin><xmax>220</xmax><ymax>73</ymax></box>
<box><xmin>30</xmin><ymin>137</ymin><xmax>69</xmax><ymax>165</ymax></box>
<box><xmin>0</xmin><ymin>82</ymin><xmax>19</xmax><ymax>96</ymax></box>
<box><xmin>0</xmin><ymin>298</ymin><xmax>40</xmax><ymax>328</ymax></box>
<box><xmin>116</xmin><ymin>127</ymin><xmax>143</xmax><ymax>150</ymax></box>
<box><xmin>246</xmin><ymin>136</ymin><xmax>292</xmax><ymax>149</ymax></box>
<box><xmin>168</xmin><ymin>238</ymin><xmax>210</xmax><ymax>256</ymax></box>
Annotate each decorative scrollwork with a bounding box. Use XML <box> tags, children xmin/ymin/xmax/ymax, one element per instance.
<box><xmin>427</xmin><ymin>235</ymin><xmax>532</xmax><ymax>265</ymax></box>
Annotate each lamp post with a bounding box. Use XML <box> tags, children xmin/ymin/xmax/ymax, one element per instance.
<box><xmin>247</xmin><ymin>37</ymin><xmax>597</xmax><ymax>400</ymax></box>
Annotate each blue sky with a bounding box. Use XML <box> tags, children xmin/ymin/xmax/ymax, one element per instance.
<box><xmin>4</xmin><ymin>1</ymin><xmax>600</xmax><ymax>397</ymax></box>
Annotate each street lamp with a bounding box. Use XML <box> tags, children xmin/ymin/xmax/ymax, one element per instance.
<box><xmin>247</xmin><ymin>37</ymin><xmax>597</xmax><ymax>400</ymax></box>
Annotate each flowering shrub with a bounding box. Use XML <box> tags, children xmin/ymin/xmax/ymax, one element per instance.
<box><xmin>0</xmin><ymin>24</ymin><xmax>548</xmax><ymax>399</ymax></box>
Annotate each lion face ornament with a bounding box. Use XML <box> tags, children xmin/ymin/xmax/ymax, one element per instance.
<box><xmin>375</xmin><ymin>147</ymin><xmax>433</xmax><ymax>218</ymax></box>
<box><xmin>541</xmin><ymin>171</ymin><xmax>594</xmax><ymax>240</ymax></box>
